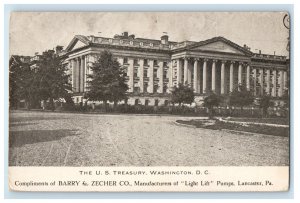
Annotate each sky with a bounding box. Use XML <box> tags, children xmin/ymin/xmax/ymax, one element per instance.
<box><xmin>9</xmin><ymin>12</ymin><xmax>289</xmax><ymax>56</ymax></box>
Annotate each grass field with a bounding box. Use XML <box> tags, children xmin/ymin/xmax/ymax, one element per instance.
<box><xmin>176</xmin><ymin>119</ymin><xmax>289</xmax><ymax>137</ymax></box>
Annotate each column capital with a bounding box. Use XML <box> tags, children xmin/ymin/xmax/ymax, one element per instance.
<box><xmin>193</xmin><ymin>58</ymin><xmax>200</xmax><ymax>61</ymax></box>
<box><xmin>212</xmin><ymin>59</ymin><xmax>218</xmax><ymax>63</ymax></box>
<box><xmin>203</xmin><ymin>58</ymin><xmax>209</xmax><ymax>62</ymax></box>
<box><xmin>221</xmin><ymin>60</ymin><xmax>227</xmax><ymax>64</ymax></box>
<box><xmin>238</xmin><ymin>61</ymin><xmax>244</xmax><ymax>65</ymax></box>
<box><xmin>230</xmin><ymin>60</ymin><xmax>235</xmax><ymax>64</ymax></box>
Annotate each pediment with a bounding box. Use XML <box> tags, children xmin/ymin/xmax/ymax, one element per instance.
<box><xmin>72</xmin><ymin>40</ymin><xmax>87</xmax><ymax>50</ymax></box>
<box><xmin>65</xmin><ymin>35</ymin><xmax>90</xmax><ymax>52</ymax></box>
<box><xmin>190</xmin><ymin>40</ymin><xmax>245</xmax><ymax>55</ymax></box>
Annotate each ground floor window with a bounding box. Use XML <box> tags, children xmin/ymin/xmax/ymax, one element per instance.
<box><xmin>145</xmin><ymin>99</ymin><xmax>149</xmax><ymax>106</ymax></box>
<box><xmin>135</xmin><ymin>99</ymin><xmax>139</xmax><ymax>105</ymax></box>
<box><xmin>155</xmin><ymin>99</ymin><xmax>159</xmax><ymax>106</ymax></box>
<box><xmin>164</xmin><ymin>100</ymin><xmax>169</xmax><ymax>106</ymax></box>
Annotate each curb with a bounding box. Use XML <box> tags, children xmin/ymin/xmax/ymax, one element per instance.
<box><xmin>173</xmin><ymin>121</ymin><xmax>196</xmax><ymax>128</ymax></box>
<box><xmin>218</xmin><ymin>118</ymin><xmax>289</xmax><ymax>128</ymax></box>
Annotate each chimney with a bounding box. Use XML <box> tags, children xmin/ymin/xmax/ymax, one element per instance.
<box><xmin>161</xmin><ymin>35</ymin><xmax>169</xmax><ymax>45</ymax></box>
<box><xmin>122</xmin><ymin>32</ymin><xmax>128</xmax><ymax>38</ymax></box>
<box><xmin>55</xmin><ymin>45</ymin><xmax>64</xmax><ymax>54</ymax></box>
<box><xmin>88</xmin><ymin>35</ymin><xmax>95</xmax><ymax>42</ymax></box>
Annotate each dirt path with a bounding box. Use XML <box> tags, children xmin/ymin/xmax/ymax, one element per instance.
<box><xmin>9</xmin><ymin>111</ymin><xmax>289</xmax><ymax>166</ymax></box>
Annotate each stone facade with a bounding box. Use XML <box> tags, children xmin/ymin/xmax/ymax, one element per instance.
<box><xmin>62</xmin><ymin>32</ymin><xmax>289</xmax><ymax>106</ymax></box>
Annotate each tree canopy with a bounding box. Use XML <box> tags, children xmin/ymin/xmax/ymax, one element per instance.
<box><xmin>86</xmin><ymin>50</ymin><xmax>128</xmax><ymax>106</ymax></box>
<box><xmin>35</xmin><ymin>51</ymin><xmax>71</xmax><ymax>105</ymax></box>
<box><xmin>9</xmin><ymin>50</ymin><xmax>72</xmax><ymax>110</ymax></box>
<box><xmin>170</xmin><ymin>83</ymin><xmax>195</xmax><ymax>106</ymax></box>
<box><xmin>228</xmin><ymin>84</ymin><xmax>254</xmax><ymax>109</ymax></box>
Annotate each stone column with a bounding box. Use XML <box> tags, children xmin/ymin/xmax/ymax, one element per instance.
<box><xmin>183</xmin><ymin>58</ymin><xmax>188</xmax><ymax>84</ymax></box>
<box><xmin>259</xmin><ymin>68</ymin><xmax>264</xmax><ymax>96</ymax></box>
<box><xmin>188</xmin><ymin>59</ymin><xmax>192</xmax><ymax>85</ymax></box>
<box><xmin>84</xmin><ymin>55</ymin><xmax>89</xmax><ymax>92</ymax></box>
<box><xmin>159</xmin><ymin>61</ymin><xmax>164</xmax><ymax>93</ymax></box>
<box><xmin>202</xmin><ymin>59</ymin><xmax>208</xmax><ymax>93</ymax></box>
<box><xmin>176</xmin><ymin>59</ymin><xmax>182</xmax><ymax>86</ymax></box>
<box><xmin>149</xmin><ymin>59</ymin><xmax>154</xmax><ymax>93</ymax></box>
<box><xmin>128</xmin><ymin>58</ymin><xmax>134</xmax><ymax>92</ymax></box>
<box><xmin>272</xmin><ymin>69</ymin><xmax>277</xmax><ymax>97</ymax></box>
<box><xmin>76</xmin><ymin>58</ymin><xmax>80</xmax><ymax>93</ymax></box>
<box><xmin>229</xmin><ymin>61</ymin><xmax>234</xmax><ymax>92</ymax></box>
<box><xmin>266</xmin><ymin>69</ymin><xmax>271</xmax><ymax>95</ymax></box>
<box><xmin>246</xmin><ymin>64</ymin><xmax>251</xmax><ymax>91</ymax></box>
<box><xmin>139</xmin><ymin>59</ymin><xmax>144</xmax><ymax>92</ymax></box>
<box><xmin>80</xmin><ymin>55</ymin><xmax>85</xmax><ymax>92</ymax></box>
<box><xmin>211</xmin><ymin>59</ymin><xmax>217</xmax><ymax>92</ymax></box>
<box><xmin>221</xmin><ymin>60</ymin><xmax>226</xmax><ymax>94</ymax></box>
<box><xmin>169</xmin><ymin>61</ymin><xmax>173</xmax><ymax>91</ymax></box>
<box><xmin>283</xmin><ymin>71</ymin><xmax>288</xmax><ymax>90</ymax></box>
<box><xmin>238</xmin><ymin>62</ymin><xmax>243</xmax><ymax>88</ymax></box>
<box><xmin>279</xmin><ymin>70</ymin><xmax>284</xmax><ymax>97</ymax></box>
<box><xmin>193</xmin><ymin>59</ymin><xmax>199</xmax><ymax>93</ymax></box>
<box><xmin>71</xmin><ymin>59</ymin><xmax>76</xmax><ymax>92</ymax></box>
<box><xmin>253</xmin><ymin>68</ymin><xmax>257</xmax><ymax>96</ymax></box>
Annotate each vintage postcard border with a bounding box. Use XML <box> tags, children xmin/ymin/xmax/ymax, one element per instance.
<box><xmin>3</xmin><ymin>3</ymin><xmax>294</xmax><ymax>199</ymax></box>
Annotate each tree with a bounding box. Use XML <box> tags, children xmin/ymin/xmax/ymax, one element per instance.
<box><xmin>228</xmin><ymin>84</ymin><xmax>254</xmax><ymax>111</ymax></box>
<box><xmin>170</xmin><ymin>83</ymin><xmax>194</xmax><ymax>106</ymax></box>
<box><xmin>9</xmin><ymin>56</ymin><xmax>40</xmax><ymax>109</ymax></box>
<box><xmin>203</xmin><ymin>91</ymin><xmax>222</xmax><ymax>118</ymax></box>
<box><xmin>86</xmin><ymin>50</ymin><xmax>129</xmax><ymax>110</ymax></box>
<box><xmin>35</xmin><ymin>50</ymin><xmax>72</xmax><ymax>110</ymax></box>
<box><xmin>259</xmin><ymin>94</ymin><xmax>273</xmax><ymax>118</ymax></box>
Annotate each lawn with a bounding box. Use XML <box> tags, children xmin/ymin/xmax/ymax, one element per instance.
<box><xmin>176</xmin><ymin>119</ymin><xmax>289</xmax><ymax>137</ymax></box>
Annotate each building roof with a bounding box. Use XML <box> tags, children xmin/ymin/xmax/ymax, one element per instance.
<box><xmin>64</xmin><ymin>33</ymin><xmax>287</xmax><ymax>61</ymax></box>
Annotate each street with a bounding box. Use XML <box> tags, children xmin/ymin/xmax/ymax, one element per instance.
<box><xmin>9</xmin><ymin>110</ymin><xmax>289</xmax><ymax>166</ymax></box>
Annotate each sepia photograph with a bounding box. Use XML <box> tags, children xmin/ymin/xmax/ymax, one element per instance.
<box><xmin>8</xmin><ymin>12</ymin><xmax>290</xmax><ymax>169</ymax></box>
<box><xmin>6</xmin><ymin>11</ymin><xmax>292</xmax><ymax>193</ymax></box>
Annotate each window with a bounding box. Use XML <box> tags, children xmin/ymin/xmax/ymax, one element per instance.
<box><xmin>154</xmin><ymin>60</ymin><xmax>158</xmax><ymax>66</ymax></box>
<box><xmin>154</xmin><ymin>85</ymin><xmax>159</xmax><ymax>93</ymax></box>
<box><xmin>135</xmin><ymin>99</ymin><xmax>139</xmax><ymax>105</ymax></box>
<box><xmin>134</xmin><ymin>68</ymin><xmax>138</xmax><ymax>77</ymax></box>
<box><xmin>144</xmin><ymin>59</ymin><xmax>149</xmax><ymax>66</ymax></box>
<box><xmin>123</xmin><ymin>57</ymin><xmax>128</xmax><ymax>64</ymax></box>
<box><xmin>134</xmin><ymin>59</ymin><xmax>139</xmax><ymax>66</ymax></box>
<box><xmin>164</xmin><ymin>100</ymin><xmax>169</xmax><ymax>106</ymax></box>
<box><xmin>134</xmin><ymin>87</ymin><xmax>140</xmax><ymax>94</ymax></box>
<box><xmin>163</xmin><ymin>85</ymin><xmax>167</xmax><ymax>93</ymax></box>
<box><xmin>153</xmin><ymin>69</ymin><xmax>158</xmax><ymax>78</ymax></box>
<box><xmin>145</xmin><ymin>99</ymin><xmax>149</xmax><ymax>106</ymax></box>
<box><xmin>123</xmin><ymin>67</ymin><xmax>128</xmax><ymax>76</ymax></box>
<box><xmin>154</xmin><ymin>99</ymin><xmax>159</xmax><ymax>106</ymax></box>
<box><xmin>144</xmin><ymin>70</ymin><xmax>148</xmax><ymax>77</ymax></box>
<box><xmin>144</xmin><ymin>83</ymin><xmax>148</xmax><ymax>93</ymax></box>
<box><xmin>163</xmin><ymin>61</ymin><xmax>168</xmax><ymax>67</ymax></box>
<box><xmin>164</xmin><ymin>70</ymin><xmax>167</xmax><ymax>79</ymax></box>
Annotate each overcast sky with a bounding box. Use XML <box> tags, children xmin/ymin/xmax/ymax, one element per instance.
<box><xmin>10</xmin><ymin>12</ymin><xmax>289</xmax><ymax>56</ymax></box>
